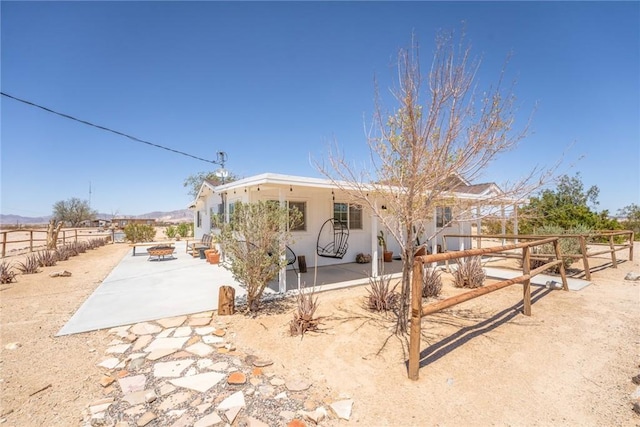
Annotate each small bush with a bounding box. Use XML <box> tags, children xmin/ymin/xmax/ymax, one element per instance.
<box><xmin>453</xmin><ymin>257</ymin><xmax>485</xmax><ymax>288</ymax></box>
<box><xmin>36</xmin><ymin>250</ymin><xmax>58</xmax><ymax>267</ymax></box>
<box><xmin>77</xmin><ymin>241</ymin><xmax>88</xmax><ymax>253</ymax></box>
<box><xmin>290</xmin><ymin>288</ymin><xmax>320</xmax><ymax>337</ymax></box>
<box><xmin>366</xmin><ymin>274</ymin><xmax>399</xmax><ymax>311</ymax></box>
<box><xmin>55</xmin><ymin>246</ymin><xmax>71</xmax><ymax>261</ymax></box>
<box><xmin>176</xmin><ymin>222</ymin><xmax>193</xmax><ymax>239</ymax></box>
<box><xmin>422</xmin><ymin>267</ymin><xmax>442</xmax><ymax>298</ymax></box>
<box><xmin>67</xmin><ymin>243</ymin><xmax>80</xmax><ymax>257</ymax></box>
<box><xmin>164</xmin><ymin>225</ymin><xmax>177</xmax><ymax>239</ymax></box>
<box><xmin>16</xmin><ymin>254</ymin><xmax>40</xmax><ymax>274</ymax></box>
<box><xmin>0</xmin><ymin>261</ymin><xmax>17</xmax><ymax>284</ymax></box>
<box><xmin>124</xmin><ymin>224</ymin><xmax>156</xmax><ymax>243</ymax></box>
<box><xmin>529</xmin><ymin>224</ymin><xmax>589</xmax><ymax>272</ymax></box>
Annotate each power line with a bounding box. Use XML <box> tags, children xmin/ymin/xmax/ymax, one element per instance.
<box><xmin>1</xmin><ymin>91</ymin><xmax>216</xmax><ymax>164</ymax></box>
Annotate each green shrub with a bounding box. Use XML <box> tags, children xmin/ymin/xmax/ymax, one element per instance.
<box><xmin>164</xmin><ymin>225</ymin><xmax>177</xmax><ymax>239</ymax></box>
<box><xmin>124</xmin><ymin>224</ymin><xmax>156</xmax><ymax>243</ymax></box>
<box><xmin>176</xmin><ymin>222</ymin><xmax>193</xmax><ymax>239</ymax></box>
<box><xmin>529</xmin><ymin>224</ymin><xmax>590</xmax><ymax>271</ymax></box>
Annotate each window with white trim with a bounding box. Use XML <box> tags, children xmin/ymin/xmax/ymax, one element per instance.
<box><xmin>436</xmin><ymin>206</ymin><xmax>452</xmax><ymax>228</ymax></box>
<box><xmin>333</xmin><ymin>203</ymin><xmax>362</xmax><ymax>230</ymax></box>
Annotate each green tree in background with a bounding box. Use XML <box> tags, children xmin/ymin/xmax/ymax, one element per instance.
<box><xmin>618</xmin><ymin>204</ymin><xmax>640</xmax><ymax>240</ymax></box>
<box><xmin>518</xmin><ymin>173</ymin><xmax>619</xmax><ymax>234</ymax></box>
<box><xmin>183</xmin><ymin>171</ymin><xmax>238</xmax><ymax>199</ymax></box>
<box><xmin>52</xmin><ymin>197</ymin><xmax>97</xmax><ymax>227</ymax></box>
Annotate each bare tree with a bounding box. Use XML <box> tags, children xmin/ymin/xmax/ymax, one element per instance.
<box><xmin>318</xmin><ymin>31</ymin><xmax>552</xmax><ymax>333</ymax></box>
<box><xmin>52</xmin><ymin>197</ymin><xmax>97</xmax><ymax>227</ymax></box>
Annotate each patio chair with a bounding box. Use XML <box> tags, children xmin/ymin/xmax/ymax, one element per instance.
<box><xmin>316</xmin><ymin>218</ymin><xmax>349</xmax><ymax>259</ymax></box>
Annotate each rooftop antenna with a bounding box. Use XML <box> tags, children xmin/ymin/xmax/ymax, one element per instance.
<box><xmin>89</xmin><ymin>181</ymin><xmax>92</xmax><ymax>208</ymax></box>
<box><xmin>214</xmin><ymin>151</ymin><xmax>229</xmax><ymax>184</ymax></box>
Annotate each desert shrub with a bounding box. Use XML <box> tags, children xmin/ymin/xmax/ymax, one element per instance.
<box><xmin>124</xmin><ymin>223</ymin><xmax>156</xmax><ymax>243</ymax></box>
<box><xmin>367</xmin><ymin>274</ymin><xmax>399</xmax><ymax>311</ymax></box>
<box><xmin>453</xmin><ymin>257</ymin><xmax>485</xmax><ymax>288</ymax></box>
<box><xmin>422</xmin><ymin>267</ymin><xmax>442</xmax><ymax>298</ymax></box>
<box><xmin>55</xmin><ymin>246</ymin><xmax>71</xmax><ymax>261</ymax></box>
<box><xmin>290</xmin><ymin>288</ymin><xmax>320</xmax><ymax>337</ymax></box>
<box><xmin>76</xmin><ymin>241</ymin><xmax>88</xmax><ymax>253</ymax></box>
<box><xmin>529</xmin><ymin>224</ymin><xmax>589</xmax><ymax>272</ymax></box>
<box><xmin>36</xmin><ymin>250</ymin><xmax>58</xmax><ymax>267</ymax></box>
<box><xmin>176</xmin><ymin>222</ymin><xmax>193</xmax><ymax>239</ymax></box>
<box><xmin>66</xmin><ymin>242</ymin><xmax>80</xmax><ymax>257</ymax></box>
<box><xmin>16</xmin><ymin>254</ymin><xmax>40</xmax><ymax>274</ymax></box>
<box><xmin>0</xmin><ymin>261</ymin><xmax>17</xmax><ymax>284</ymax></box>
<box><xmin>164</xmin><ymin>225</ymin><xmax>177</xmax><ymax>239</ymax></box>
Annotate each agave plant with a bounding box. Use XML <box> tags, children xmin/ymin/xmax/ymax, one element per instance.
<box><xmin>366</xmin><ymin>274</ymin><xmax>399</xmax><ymax>312</ymax></box>
<box><xmin>422</xmin><ymin>267</ymin><xmax>443</xmax><ymax>298</ymax></box>
<box><xmin>453</xmin><ymin>256</ymin><xmax>485</xmax><ymax>289</ymax></box>
<box><xmin>0</xmin><ymin>261</ymin><xmax>17</xmax><ymax>284</ymax></box>
<box><xmin>290</xmin><ymin>287</ymin><xmax>320</xmax><ymax>337</ymax></box>
<box><xmin>36</xmin><ymin>250</ymin><xmax>58</xmax><ymax>267</ymax></box>
<box><xmin>16</xmin><ymin>254</ymin><xmax>40</xmax><ymax>274</ymax></box>
<box><xmin>55</xmin><ymin>246</ymin><xmax>71</xmax><ymax>261</ymax></box>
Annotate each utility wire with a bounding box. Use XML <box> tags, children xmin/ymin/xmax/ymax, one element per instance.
<box><xmin>1</xmin><ymin>91</ymin><xmax>216</xmax><ymax>164</ymax></box>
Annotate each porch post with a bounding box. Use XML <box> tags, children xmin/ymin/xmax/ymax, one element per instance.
<box><xmin>476</xmin><ymin>205</ymin><xmax>481</xmax><ymax>249</ymax></box>
<box><xmin>501</xmin><ymin>204</ymin><xmax>506</xmax><ymax>245</ymax></box>
<box><xmin>278</xmin><ymin>188</ymin><xmax>286</xmax><ymax>293</ymax></box>
<box><xmin>513</xmin><ymin>203</ymin><xmax>519</xmax><ymax>244</ymax></box>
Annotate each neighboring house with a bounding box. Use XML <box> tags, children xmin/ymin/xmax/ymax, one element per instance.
<box><xmin>190</xmin><ymin>173</ymin><xmax>516</xmax><ymax>279</ymax></box>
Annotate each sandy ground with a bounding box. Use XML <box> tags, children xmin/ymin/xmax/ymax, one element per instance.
<box><xmin>1</xmin><ymin>240</ymin><xmax>638</xmax><ymax>426</ymax></box>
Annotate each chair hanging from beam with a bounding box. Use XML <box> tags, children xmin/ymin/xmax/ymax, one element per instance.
<box><xmin>316</xmin><ymin>218</ymin><xmax>349</xmax><ymax>259</ymax></box>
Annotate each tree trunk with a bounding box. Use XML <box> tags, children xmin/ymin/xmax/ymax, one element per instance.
<box><xmin>218</xmin><ymin>286</ymin><xmax>235</xmax><ymax>315</ymax></box>
<box><xmin>46</xmin><ymin>220</ymin><xmax>63</xmax><ymax>250</ymax></box>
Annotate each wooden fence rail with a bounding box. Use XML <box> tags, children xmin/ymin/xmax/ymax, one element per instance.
<box><xmin>442</xmin><ymin>230</ymin><xmax>634</xmax><ymax>281</ymax></box>
<box><xmin>1</xmin><ymin>229</ymin><xmax>112</xmax><ymax>258</ymax></box>
<box><xmin>408</xmin><ymin>237</ymin><xmax>567</xmax><ymax>380</ymax></box>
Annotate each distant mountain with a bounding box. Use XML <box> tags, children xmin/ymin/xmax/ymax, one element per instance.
<box><xmin>0</xmin><ymin>209</ymin><xmax>192</xmax><ymax>226</ymax></box>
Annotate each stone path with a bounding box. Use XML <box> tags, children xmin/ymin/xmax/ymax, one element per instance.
<box><xmin>82</xmin><ymin>312</ymin><xmax>354</xmax><ymax>427</ymax></box>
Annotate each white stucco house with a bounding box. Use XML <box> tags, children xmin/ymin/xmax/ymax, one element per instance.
<box><xmin>190</xmin><ymin>172</ymin><xmax>514</xmax><ymax>291</ymax></box>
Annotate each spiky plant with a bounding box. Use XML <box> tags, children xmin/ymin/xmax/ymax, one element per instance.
<box><xmin>16</xmin><ymin>254</ymin><xmax>40</xmax><ymax>274</ymax></box>
<box><xmin>67</xmin><ymin>243</ymin><xmax>80</xmax><ymax>257</ymax></box>
<box><xmin>55</xmin><ymin>246</ymin><xmax>71</xmax><ymax>261</ymax></box>
<box><xmin>0</xmin><ymin>261</ymin><xmax>17</xmax><ymax>284</ymax></box>
<box><xmin>77</xmin><ymin>241</ymin><xmax>88</xmax><ymax>253</ymax></box>
<box><xmin>36</xmin><ymin>250</ymin><xmax>57</xmax><ymax>267</ymax></box>
<box><xmin>453</xmin><ymin>256</ymin><xmax>485</xmax><ymax>289</ymax></box>
<box><xmin>290</xmin><ymin>288</ymin><xmax>320</xmax><ymax>337</ymax></box>
<box><xmin>366</xmin><ymin>274</ymin><xmax>399</xmax><ymax>312</ymax></box>
<box><xmin>422</xmin><ymin>267</ymin><xmax>443</xmax><ymax>298</ymax></box>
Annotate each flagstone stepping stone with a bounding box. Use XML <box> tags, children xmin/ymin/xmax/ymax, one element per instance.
<box><xmin>188</xmin><ymin>317</ymin><xmax>212</xmax><ymax>326</ymax></box>
<box><xmin>106</xmin><ymin>343</ymin><xmax>131</xmax><ymax>354</ymax></box>
<box><xmin>158</xmin><ymin>383</ymin><xmax>176</xmax><ymax>396</ymax></box>
<box><xmin>130</xmin><ymin>322</ymin><xmax>162</xmax><ymax>335</ymax></box>
<box><xmin>196</xmin><ymin>359</ymin><xmax>214</xmax><ymax>370</ymax></box>
<box><xmin>270</xmin><ymin>378</ymin><xmax>285</xmax><ymax>386</ymax></box>
<box><xmin>257</xmin><ymin>385</ymin><xmax>275</xmax><ymax>397</ymax></box>
<box><xmin>108</xmin><ymin>339</ymin><xmax>124</xmax><ymax>346</ymax></box>
<box><xmin>144</xmin><ymin>337</ymin><xmax>189</xmax><ymax>352</ymax></box>
<box><xmin>147</xmin><ymin>348</ymin><xmax>177</xmax><ymax>361</ymax></box>
<box><xmin>158</xmin><ymin>391</ymin><xmax>193</xmax><ymax>411</ymax></box>
<box><xmin>213</xmin><ymin>329</ymin><xmax>226</xmax><ymax>337</ymax></box>
<box><xmin>218</xmin><ymin>391</ymin><xmax>246</xmax><ymax>410</ymax></box>
<box><xmin>252</xmin><ymin>358</ymin><xmax>273</xmax><ymax>367</ymax></box>
<box><xmin>300</xmin><ymin>407</ymin><xmax>327</xmax><ymax>424</ymax></box>
<box><xmin>245</xmin><ymin>416</ymin><xmax>269</xmax><ymax>427</ymax></box>
<box><xmin>136</xmin><ymin>411</ymin><xmax>156</xmax><ymax>426</ymax></box>
<box><xmin>330</xmin><ymin>399</ymin><xmax>354</xmax><ymax>420</ymax></box>
<box><xmin>157</xmin><ymin>315</ymin><xmax>187</xmax><ymax>328</ymax></box>
<box><xmin>170</xmin><ymin>372</ymin><xmax>225</xmax><ymax>393</ymax></box>
<box><xmin>193</xmin><ymin>311</ymin><xmax>213</xmax><ymax>318</ymax></box>
<box><xmin>286</xmin><ymin>380</ymin><xmax>311</xmax><ymax>392</ymax></box>
<box><xmin>118</xmin><ymin>374</ymin><xmax>146</xmax><ymax>394</ymax></box>
<box><xmin>123</xmin><ymin>389</ymin><xmax>154</xmax><ymax>406</ymax></box>
<box><xmin>98</xmin><ymin>357</ymin><xmax>120</xmax><ymax>369</ymax></box>
<box><xmin>173</xmin><ymin>327</ymin><xmax>192</xmax><ymax>337</ymax></box>
<box><xmin>186</xmin><ymin>336</ymin><xmax>201</xmax><ymax>346</ymax></box>
<box><xmin>210</xmin><ymin>361</ymin><xmax>229</xmax><ymax>371</ymax></box>
<box><xmin>252</xmin><ymin>368</ymin><xmax>263</xmax><ymax>376</ymax></box>
<box><xmin>154</xmin><ymin>359</ymin><xmax>195</xmax><ymax>377</ymax></box>
<box><xmin>194</xmin><ymin>412</ymin><xmax>223</xmax><ymax>427</ymax></box>
<box><xmin>132</xmin><ymin>335</ymin><xmax>153</xmax><ymax>351</ymax></box>
<box><xmin>195</xmin><ymin>326</ymin><xmax>215</xmax><ymax>335</ymax></box>
<box><xmin>224</xmin><ymin>406</ymin><xmax>242</xmax><ymax>424</ymax></box>
<box><xmin>109</xmin><ymin>325</ymin><xmax>130</xmax><ymax>335</ymax></box>
<box><xmin>202</xmin><ymin>335</ymin><xmax>224</xmax><ymax>345</ymax></box>
<box><xmin>287</xmin><ymin>419</ymin><xmax>307</xmax><ymax>427</ymax></box>
<box><xmin>275</xmin><ymin>392</ymin><xmax>288</xmax><ymax>400</ymax></box>
<box><xmin>99</xmin><ymin>375</ymin><xmax>115</xmax><ymax>387</ymax></box>
<box><xmin>157</xmin><ymin>327</ymin><xmax>176</xmax><ymax>338</ymax></box>
<box><xmin>170</xmin><ymin>414</ymin><xmax>195</xmax><ymax>427</ymax></box>
<box><xmin>196</xmin><ymin>402</ymin><xmax>212</xmax><ymax>414</ymax></box>
<box><xmin>186</xmin><ymin>342</ymin><xmax>214</xmax><ymax>357</ymax></box>
<box><xmin>167</xmin><ymin>409</ymin><xmax>187</xmax><ymax>418</ymax></box>
<box><xmin>227</xmin><ymin>372</ymin><xmax>247</xmax><ymax>385</ymax></box>
<box><xmin>89</xmin><ymin>402</ymin><xmax>112</xmax><ymax>414</ymax></box>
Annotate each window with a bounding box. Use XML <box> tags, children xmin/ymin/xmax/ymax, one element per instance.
<box><xmin>436</xmin><ymin>206</ymin><xmax>452</xmax><ymax>228</ymax></box>
<box><xmin>196</xmin><ymin>210</ymin><xmax>202</xmax><ymax>227</ymax></box>
<box><xmin>333</xmin><ymin>203</ymin><xmax>362</xmax><ymax>230</ymax></box>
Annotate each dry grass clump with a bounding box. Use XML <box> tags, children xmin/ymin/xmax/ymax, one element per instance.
<box><xmin>422</xmin><ymin>267</ymin><xmax>442</xmax><ymax>298</ymax></box>
<box><xmin>36</xmin><ymin>250</ymin><xmax>58</xmax><ymax>267</ymax></box>
<box><xmin>55</xmin><ymin>246</ymin><xmax>71</xmax><ymax>261</ymax></box>
<box><xmin>367</xmin><ymin>274</ymin><xmax>399</xmax><ymax>311</ymax></box>
<box><xmin>0</xmin><ymin>261</ymin><xmax>17</xmax><ymax>284</ymax></box>
<box><xmin>16</xmin><ymin>253</ymin><xmax>40</xmax><ymax>274</ymax></box>
<box><xmin>453</xmin><ymin>256</ymin><xmax>485</xmax><ymax>289</ymax></box>
<box><xmin>290</xmin><ymin>288</ymin><xmax>320</xmax><ymax>337</ymax></box>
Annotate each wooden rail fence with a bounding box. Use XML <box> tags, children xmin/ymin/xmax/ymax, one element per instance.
<box><xmin>442</xmin><ymin>230</ymin><xmax>634</xmax><ymax>281</ymax></box>
<box><xmin>0</xmin><ymin>229</ymin><xmax>112</xmax><ymax>258</ymax></box>
<box><xmin>408</xmin><ymin>237</ymin><xmax>567</xmax><ymax>380</ymax></box>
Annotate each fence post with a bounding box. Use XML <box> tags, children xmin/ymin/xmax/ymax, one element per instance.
<box><xmin>522</xmin><ymin>246</ymin><xmax>531</xmax><ymax>316</ymax></box>
<box><xmin>579</xmin><ymin>235</ymin><xmax>591</xmax><ymax>281</ymax></box>
<box><xmin>443</xmin><ymin>236</ymin><xmax>449</xmax><ymax>272</ymax></box>
<box><xmin>630</xmin><ymin>232</ymin><xmax>635</xmax><ymax>261</ymax></box>
<box><xmin>553</xmin><ymin>239</ymin><xmax>569</xmax><ymax>291</ymax></box>
<box><xmin>29</xmin><ymin>230</ymin><xmax>33</xmax><ymax>253</ymax></box>
<box><xmin>1</xmin><ymin>231</ymin><xmax>6</xmax><ymax>257</ymax></box>
<box><xmin>608</xmin><ymin>234</ymin><xmax>617</xmax><ymax>268</ymax></box>
<box><xmin>408</xmin><ymin>260</ymin><xmax>423</xmax><ymax>380</ymax></box>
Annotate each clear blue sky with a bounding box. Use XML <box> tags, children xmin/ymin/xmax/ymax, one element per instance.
<box><xmin>1</xmin><ymin>1</ymin><xmax>638</xmax><ymax>217</ymax></box>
